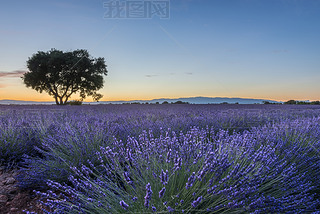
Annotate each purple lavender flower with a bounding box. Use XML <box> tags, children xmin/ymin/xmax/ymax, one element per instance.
<box><xmin>153</xmin><ymin>171</ymin><xmax>158</xmax><ymax>179</ymax></box>
<box><xmin>174</xmin><ymin>157</ymin><xmax>182</xmax><ymax>171</ymax></box>
<box><xmin>166</xmin><ymin>149</ymin><xmax>172</xmax><ymax>163</ymax></box>
<box><xmin>152</xmin><ymin>206</ymin><xmax>157</xmax><ymax>212</ymax></box>
<box><xmin>120</xmin><ymin>200</ymin><xmax>129</xmax><ymax>210</ymax></box>
<box><xmin>191</xmin><ymin>196</ymin><xmax>203</xmax><ymax>208</ymax></box>
<box><xmin>159</xmin><ymin>187</ymin><xmax>166</xmax><ymax>198</ymax></box>
<box><xmin>167</xmin><ymin>206</ymin><xmax>175</xmax><ymax>212</ymax></box>
<box><xmin>123</xmin><ymin>171</ymin><xmax>132</xmax><ymax>184</ymax></box>
<box><xmin>144</xmin><ymin>183</ymin><xmax>153</xmax><ymax>208</ymax></box>
<box><xmin>81</xmin><ymin>165</ymin><xmax>93</xmax><ymax>176</ymax></box>
<box><xmin>160</xmin><ymin>169</ymin><xmax>169</xmax><ymax>185</ymax></box>
<box><xmin>186</xmin><ymin>172</ymin><xmax>196</xmax><ymax>189</ymax></box>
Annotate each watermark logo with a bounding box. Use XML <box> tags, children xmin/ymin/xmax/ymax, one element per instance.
<box><xmin>103</xmin><ymin>0</ymin><xmax>170</xmax><ymax>19</ymax></box>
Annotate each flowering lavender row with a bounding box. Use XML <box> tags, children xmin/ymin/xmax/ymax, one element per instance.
<box><xmin>1</xmin><ymin>104</ymin><xmax>319</xmax><ymax>168</ymax></box>
<box><xmin>1</xmin><ymin>104</ymin><xmax>320</xmax><ymax>212</ymax></box>
<box><xmin>37</xmin><ymin>117</ymin><xmax>320</xmax><ymax>213</ymax></box>
<box><xmin>2</xmin><ymin>104</ymin><xmax>320</xmax><ymax>137</ymax></box>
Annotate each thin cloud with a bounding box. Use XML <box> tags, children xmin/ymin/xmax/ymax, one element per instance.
<box><xmin>185</xmin><ymin>72</ymin><xmax>193</xmax><ymax>75</ymax></box>
<box><xmin>0</xmin><ymin>70</ymin><xmax>27</xmax><ymax>78</ymax></box>
<box><xmin>145</xmin><ymin>74</ymin><xmax>158</xmax><ymax>78</ymax></box>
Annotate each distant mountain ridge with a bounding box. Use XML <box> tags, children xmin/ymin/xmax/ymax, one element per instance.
<box><xmin>0</xmin><ymin>97</ymin><xmax>281</xmax><ymax>105</ymax></box>
<box><xmin>100</xmin><ymin>97</ymin><xmax>280</xmax><ymax>104</ymax></box>
<box><xmin>0</xmin><ymin>99</ymin><xmax>55</xmax><ymax>105</ymax></box>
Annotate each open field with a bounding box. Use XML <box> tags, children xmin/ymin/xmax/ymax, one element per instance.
<box><xmin>1</xmin><ymin>104</ymin><xmax>320</xmax><ymax>213</ymax></box>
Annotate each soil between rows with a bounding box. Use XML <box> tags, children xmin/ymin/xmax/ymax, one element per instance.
<box><xmin>0</xmin><ymin>168</ymin><xmax>43</xmax><ymax>214</ymax></box>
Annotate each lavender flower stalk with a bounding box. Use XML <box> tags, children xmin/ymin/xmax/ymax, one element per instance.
<box><xmin>191</xmin><ymin>196</ymin><xmax>203</xmax><ymax>208</ymax></box>
<box><xmin>144</xmin><ymin>183</ymin><xmax>153</xmax><ymax>208</ymax></box>
<box><xmin>160</xmin><ymin>169</ymin><xmax>169</xmax><ymax>185</ymax></box>
<box><xmin>120</xmin><ymin>200</ymin><xmax>129</xmax><ymax>210</ymax></box>
<box><xmin>159</xmin><ymin>187</ymin><xmax>166</xmax><ymax>198</ymax></box>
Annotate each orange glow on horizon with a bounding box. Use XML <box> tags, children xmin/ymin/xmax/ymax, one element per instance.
<box><xmin>1</xmin><ymin>82</ymin><xmax>319</xmax><ymax>103</ymax></box>
<box><xmin>1</xmin><ymin>95</ymin><xmax>315</xmax><ymax>103</ymax></box>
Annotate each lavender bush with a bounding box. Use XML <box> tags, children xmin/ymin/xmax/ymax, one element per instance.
<box><xmin>38</xmin><ymin>118</ymin><xmax>320</xmax><ymax>213</ymax></box>
<box><xmin>0</xmin><ymin>124</ymin><xmax>42</xmax><ymax>169</ymax></box>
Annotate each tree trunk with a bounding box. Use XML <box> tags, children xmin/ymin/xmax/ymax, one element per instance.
<box><xmin>54</xmin><ymin>94</ymin><xmax>71</xmax><ymax>105</ymax></box>
<box><xmin>59</xmin><ymin>97</ymin><xmax>64</xmax><ymax>105</ymax></box>
<box><xmin>54</xmin><ymin>96</ymin><xmax>59</xmax><ymax>105</ymax></box>
<box><xmin>64</xmin><ymin>96</ymin><xmax>69</xmax><ymax>104</ymax></box>
<box><xmin>59</xmin><ymin>96</ymin><xmax>69</xmax><ymax>105</ymax></box>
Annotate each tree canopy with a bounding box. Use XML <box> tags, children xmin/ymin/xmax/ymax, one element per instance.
<box><xmin>22</xmin><ymin>49</ymin><xmax>107</xmax><ymax>105</ymax></box>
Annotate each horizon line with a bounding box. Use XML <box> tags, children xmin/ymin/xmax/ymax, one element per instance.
<box><xmin>1</xmin><ymin>96</ymin><xmax>317</xmax><ymax>103</ymax></box>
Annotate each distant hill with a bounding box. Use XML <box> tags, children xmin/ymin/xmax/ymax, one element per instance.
<box><xmin>100</xmin><ymin>97</ymin><xmax>281</xmax><ymax>104</ymax></box>
<box><xmin>0</xmin><ymin>99</ymin><xmax>54</xmax><ymax>105</ymax></box>
<box><xmin>0</xmin><ymin>97</ymin><xmax>281</xmax><ymax>105</ymax></box>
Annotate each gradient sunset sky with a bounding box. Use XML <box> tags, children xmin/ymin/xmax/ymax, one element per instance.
<box><xmin>1</xmin><ymin>0</ymin><xmax>320</xmax><ymax>102</ymax></box>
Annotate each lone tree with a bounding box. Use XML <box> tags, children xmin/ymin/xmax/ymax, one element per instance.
<box><xmin>22</xmin><ymin>49</ymin><xmax>107</xmax><ymax>105</ymax></box>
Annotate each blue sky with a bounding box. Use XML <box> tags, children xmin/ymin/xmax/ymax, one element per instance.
<box><xmin>0</xmin><ymin>0</ymin><xmax>320</xmax><ymax>101</ymax></box>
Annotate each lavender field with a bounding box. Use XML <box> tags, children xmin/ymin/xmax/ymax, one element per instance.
<box><xmin>1</xmin><ymin>104</ymin><xmax>320</xmax><ymax>213</ymax></box>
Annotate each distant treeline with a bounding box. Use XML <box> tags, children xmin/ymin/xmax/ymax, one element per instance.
<box><xmin>124</xmin><ymin>101</ymin><xmax>190</xmax><ymax>105</ymax></box>
<box><xmin>263</xmin><ymin>100</ymin><xmax>320</xmax><ymax>105</ymax></box>
<box><xmin>66</xmin><ymin>100</ymin><xmax>320</xmax><ymax>105</ymax></box>
<box><xmin>123</xmin><ymin>100</ymin><xmax>320</xmax><ymax>105</ymax></box>
<box><xmin>283</xmin><ymin>100</ymin><xmax>320</xmax><ymax>105</ymax></box>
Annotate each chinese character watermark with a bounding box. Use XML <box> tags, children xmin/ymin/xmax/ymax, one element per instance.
<box><xmin>104</xmin><ymin>0</ymin><xmax>170</xmax><ymax>19</ymax></box>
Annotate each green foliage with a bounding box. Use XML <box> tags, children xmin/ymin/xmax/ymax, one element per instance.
<box><xmin>262</xmin><ymin>101</ymin><xmax>278</xmax><ymax>104</ymax></box>
<box><xmin>172</xmin><ymin>101</ymin><xmax>189</xmax><ymax>104</ymax></box>
<box><xmin>22</xmin><ymin>49</ymin><xmax>107</xmax><ymax>105</ymax></box>
<box><xmin>284</xmin><ymin>100</ymin><xmax>297</xmax><ymax>104</ymax></box>
<box><xmin>66</xmin><ymin>100</ymin><xmax>83</xmax><ymax>105</ymax></box>
<box><xmin>284</xmin><ymin>100</ymin><xmax>320</xmax><ymax>105</ymax></box>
